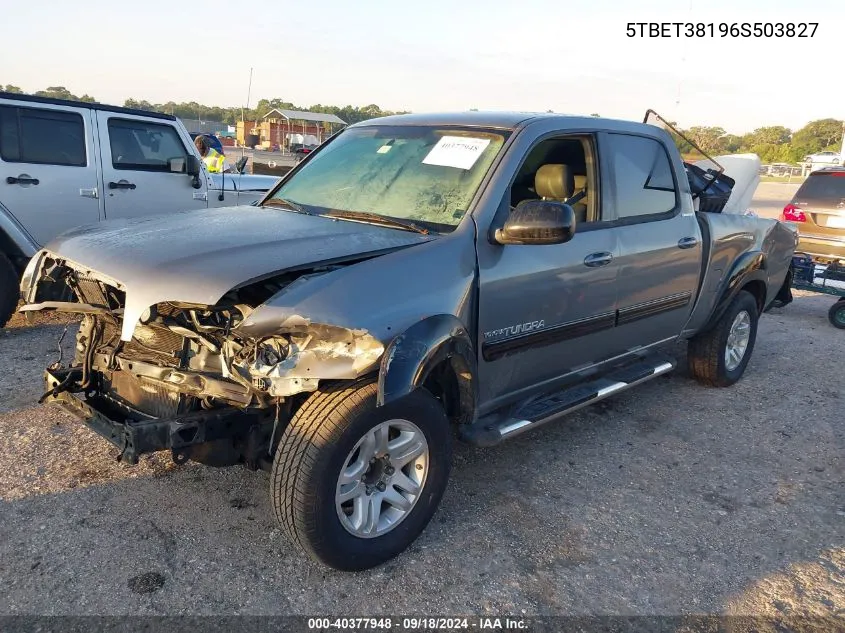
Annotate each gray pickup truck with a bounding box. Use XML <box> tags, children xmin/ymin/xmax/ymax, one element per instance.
<box><xmin>20</xmin><ymin>110</ymin><xmax>797</xmax><ymax>571</ymax></box>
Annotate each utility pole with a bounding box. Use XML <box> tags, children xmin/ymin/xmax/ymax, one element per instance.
<box><xmin>240</xmin><ymin>67</ymin><xmax>253</xmax><ymax>157</ymax></box>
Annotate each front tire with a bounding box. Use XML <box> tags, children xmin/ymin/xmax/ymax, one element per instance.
<box><xmin>688</xmin><ymin>290</ymin><xmax>759</xmax><ymax>387</ymax></box>
<box><xmin>270</xmin><ymin>380</ymin><xmax>452</xmax><ymax>571</ymax></box>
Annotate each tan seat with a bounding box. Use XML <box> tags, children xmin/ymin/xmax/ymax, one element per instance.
<box><xmin>572</xmin><ymin>174</ymin><xmax>589</xmax><ymax>221</ymax></box>
<box><xmin>534</xmin><ymin>164</ymin><xmax>586</xmax><ymax>223</ymax></box>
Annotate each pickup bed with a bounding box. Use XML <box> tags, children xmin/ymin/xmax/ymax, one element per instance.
<box><xmin>20</xmin><ymin>110</ymin><xmax>798</xmax><ymax>571</ymax></box>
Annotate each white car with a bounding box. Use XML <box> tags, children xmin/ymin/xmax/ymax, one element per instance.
<box><xmin>804</xmin><ymin>151</ymin><xmax>841</xmax><ymax>164</ymax></box>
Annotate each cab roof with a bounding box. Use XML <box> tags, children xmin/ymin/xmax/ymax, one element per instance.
<box><xmin>0</xmin><ymin>91</ymin><xmax>177</xmax><ymax>121</ymax></box>
<box><xmin>351</xmin><ymin>110</ymin><xmax>653</xmax><ymax>134</ymax></box>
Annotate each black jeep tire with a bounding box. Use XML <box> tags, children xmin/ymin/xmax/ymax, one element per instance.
<box><xmin>688</xmin><ymin>290</ymin><xmax>759</xmax><ymax>387</ymax></box>
<box><xmin>829</xmin><ymin>300</ymin><xmax>845</xmax><ymax>330</ymax></box>
<box><xmin>270</xmin><ymin>380</ymin><xmax>452</xmax><ymax>571</ymax></box>
<box><xmin>0</xmin><ymin>251</ymin><xmax>19</xmax><ymax>328</ymax></box>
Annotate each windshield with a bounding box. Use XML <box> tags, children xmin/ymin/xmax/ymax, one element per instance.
<box><xmin>266</xmin><ymin>125</ymin><xmax>509</xmax><ymax>231</ymax></box>
<box><xmin>797</xmin><ymin>173</ymin><xmax>845</xmax><ymax>201</ymax></box>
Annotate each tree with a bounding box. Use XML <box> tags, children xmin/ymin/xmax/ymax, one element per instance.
<box><xmin>1</xmin><ymin>84</ymin><xmax>23</xmax><ymax>93</ymax></box>
<box><xmin>30</xmin><ymin>86</ymin><xmax>98</xmax><ymax>102</ymax></box>
<box><xmin>34</xmin><ymin>86</ymin><xmax>76</xmax><ymax>100</ymax></box>
<box><xmin>743</xmin><ymin>126</ymin><xmax>791</xmax><ymax>147</ymax></box>
<box><xmin>684</xmin><ymin>126</ymin><xmax>727</xmax><ymax>154</ymax></box>
<box><xmin>748</xmin><ymin>143</ymin><xmax>791</xmax><ymax>164</ymax></box>
<box><xmin>590</xmin><ymin>113</ymin><xmax>601</xmax><ymax>117</ymax></box>
<box><xmin>721</xmin><ymin>134</ymin><xmax>743</xmax><ymax>153</ymax></box>
<box><xmin>788</xmin><ymin>118</ymin><xmax>844</xmax><ymax>161</ymax></box>
<box><xmin>124</xmin><ymin>98</ymin><xmax>155</xmax><ymax>111</ymax></box>
<box><xmin>360</xmin><ymin>104</ymin><xmax>383</xmax><ymax>118</ymax></box>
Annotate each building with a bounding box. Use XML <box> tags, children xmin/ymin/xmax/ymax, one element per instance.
<box><xmin>236</xmin><ymin>108</ymin><xmax>347</xmax><ymax>150</ymax></box>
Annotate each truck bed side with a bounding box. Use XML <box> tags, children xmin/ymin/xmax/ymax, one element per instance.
<box><xmin>683</xmin><ymin>213</ymin><xmax>797</xmax><ymax>337</ymax></box>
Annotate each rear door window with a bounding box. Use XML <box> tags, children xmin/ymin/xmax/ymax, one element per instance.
<box><xmin>107</xmin><ymin>118</ymin><xmax>189</xmax><ymax>171</ymax></box>
<box><xmin>603</xmin><ymin>133</ymin><xmax>679</xmax><ymax>221</ymax></box>
<box><xmin>0</xmin><ymin>105</ymin><xmax>86</xmax><ymax>166</ymax></box>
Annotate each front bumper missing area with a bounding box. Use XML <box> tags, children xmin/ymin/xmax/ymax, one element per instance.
<box><xmin>43</xmin><ymin>368</ymin><xmax>265</xmax><ymax>465</ymax></box>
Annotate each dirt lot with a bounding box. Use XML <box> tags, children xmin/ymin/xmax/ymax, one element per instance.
<box><xmin>0</xmin><ymin>190</ymin><xmax>842</xmax><ymax>618</ymax></box>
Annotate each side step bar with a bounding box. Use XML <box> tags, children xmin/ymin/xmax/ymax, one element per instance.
<box><xmin>459</xmin><ymin>356</ymin><xmax>676</xmax><ymax>447</ymax></box>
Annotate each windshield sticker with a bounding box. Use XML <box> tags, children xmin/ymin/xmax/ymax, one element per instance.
<box><xmin>422</xmin><ymin>136</ymin><xmax>491</xmax><ymax>170</ymax></box>
<box><xmin>377</xmin><ymin>144</ymin><xmax>392</xmax><ymax>154</ymax></box>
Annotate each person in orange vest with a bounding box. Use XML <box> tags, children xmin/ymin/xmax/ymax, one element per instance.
<box><xmin>194</xmin><ymin>135</ymin><xmax>225</xmax><ymax>173</ymax></box>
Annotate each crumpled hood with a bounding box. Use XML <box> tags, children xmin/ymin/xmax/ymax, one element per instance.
<box><xmin>43</xmin><ymin>205</ymin><xmax>432</xmax><ymax>340</ymax></box>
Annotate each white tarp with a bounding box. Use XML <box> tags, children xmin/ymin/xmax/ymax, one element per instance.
<box><xmin>286</xmin><ymin>133</ymin><xmax>319</xmax><ymax>146</ymax></box>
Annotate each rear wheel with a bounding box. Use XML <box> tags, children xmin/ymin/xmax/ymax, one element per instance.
<box><xmin>0</xmin><ymin>251</ymin><xmax>19</xmax><ymax>328</ymax></box>
<box><xmin>829</xmin><ymin>300</ymin><xmax>845</xmax><ymax>330</ymax></box>
<box><xmin>270</xmin><ymin>380</ymin><xmax>452</xmax><ymax>571</ymax></box>
<box><xmin>688</xmin><ymin>290</ymin><xmax>759</xmax><ymax>387</ymax></box>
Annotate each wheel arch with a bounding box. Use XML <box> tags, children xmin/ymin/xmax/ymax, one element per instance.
<box><xmin>377</xmin><ymin>314</ymin><xmax>477</xmax><ymax>426</ymax></box>
<box><xmin>699</xmin><ymin>250</ymin><xmax>767</xmax><ymax>335</ymax></box>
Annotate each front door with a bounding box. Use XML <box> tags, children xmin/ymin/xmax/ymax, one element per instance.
<box><xmin>476</xmin><ymin>134</ymin><xmax>620</xmax><ymax>411</ymax></box>
<box><xmin>0</xmin><ymin>99</ymin><xmax>101</xmax><ymax>246</ymax></box>
<box><xmin>96</xmin><ymin>112</ymin><xmax>208</xmax><ymax>221</ymax></box>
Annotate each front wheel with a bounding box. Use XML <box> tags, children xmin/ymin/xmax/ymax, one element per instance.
<box><xmin>270</xmin><ymin>380</ymin><xmax>452</xmax><ymax>571</ymax></box>
<box><xmin>688</xmin><ymin>290</ymin><xmax>759</xmax><ymax>387</ymax></box>
<box><xmin>829</xmin><ymin>300</ymin><xmax>845</xmax><ymax>330</ymax></box>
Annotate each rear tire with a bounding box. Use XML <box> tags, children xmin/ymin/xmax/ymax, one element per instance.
<box><xmin>0</xmin><ymin>251</ymin><xmax>19</xmax><ymax>328</ymax></box>
<box><xmin>688</xmin><ymin>290</ymin><xmax>759</xmax><ymax>387</ymax></box>
<box><xmin>270</xmin><ymin>380</ymin><xmax>452</xmax><ymax>571</ymax></box>
<box><xmin>829</xmin><ymin>300</ymin><xmax>845</xmax><ymax>330</ymax></box>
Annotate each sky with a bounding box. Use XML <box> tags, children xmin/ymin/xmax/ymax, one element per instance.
<box><xmin>2</xmin><ymin>0</ymin><xmax>843</xmax><ymax>134</ymax></box>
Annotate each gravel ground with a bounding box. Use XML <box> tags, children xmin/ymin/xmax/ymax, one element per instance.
<box><xmin>0</xmin><ymin>193</ymin><xmax>842</xmax><ymax>619</ymax></box>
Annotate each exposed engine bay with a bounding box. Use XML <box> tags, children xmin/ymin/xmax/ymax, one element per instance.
<box><xmin>22</xmin><ymin>255</ymin><xmax>384</xmax><ymax>467</ymax></box>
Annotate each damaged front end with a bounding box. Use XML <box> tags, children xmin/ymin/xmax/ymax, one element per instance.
<box><xmin>25</xmin><ymin>254</ymin><xmax>384</xmax><ymax>468</ymax></box>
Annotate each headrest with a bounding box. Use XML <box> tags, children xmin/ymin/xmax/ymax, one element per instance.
<box><xmin>573</xmin><ymin>175</ymin><xmax>587</xmax><ymax>190</ymax></box>
<box><xmin>535</xmin><ymin>164</ymin><xmax>574</xmax><ymax>200</ymax></box>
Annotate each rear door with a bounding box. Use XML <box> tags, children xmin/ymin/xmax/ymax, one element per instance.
<box><xmin>598</xmin><ymin>132</ymin><xmax>702</xmax><ymax>347</ymax></box>
<box><xmin>0</xmin><ymin>100</ymin><xmax>101</xmax><ymax>246</ymax></box>
<box><xmin>96</xmin><ymin>112</ymin><xmax>208</xmax><ymax>221</ymax></box>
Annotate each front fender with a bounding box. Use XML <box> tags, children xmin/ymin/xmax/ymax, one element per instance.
<box><xmin>377</xmin><ymin>314</ymin><xmax>477</xmax><ymax>424</ymax></box>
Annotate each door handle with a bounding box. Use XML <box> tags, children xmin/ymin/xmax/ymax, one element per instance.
<box><xmin>678</xmin><ymin>236</ymin><xmax>699</xmax><ymax>249</ymax></box>
<box><xmin>6</xmin><ymin>175</ymin><xmax>39</xmax><ymax>186</ymax></box>
<box><xmin>108</xmin><ymin>180</ymin><xmax>136</xmax><ymax>190</ymax></box>
<box><xmin>584</xmin><ymin>252</ymin><xmax>613</xmax><ymax>267</ymax></box>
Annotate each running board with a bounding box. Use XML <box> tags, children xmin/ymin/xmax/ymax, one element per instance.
<box><xmin>459</xmin><ymin>356</ymin><xmax>676</xmax><ymax>447</ymax></box>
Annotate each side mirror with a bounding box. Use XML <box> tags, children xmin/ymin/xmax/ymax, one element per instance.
<box><xmin>494</xmin><ymin>199</ymin><xmax>576</xmax><ymax>245</ymax></box>
<box><xmin>185</xmin><ymin>155</ymin><xmax>201</xmax><ymax>176</ymax></box>
<box><xmin>185</xmin><ymin>155</ymin><xmax>202</xmax><ymax>189</ymax></box>
<box><xmin>234</xmin><ymin>156</ymin><xmax>249</xmax><ymax>174</ymax></box>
